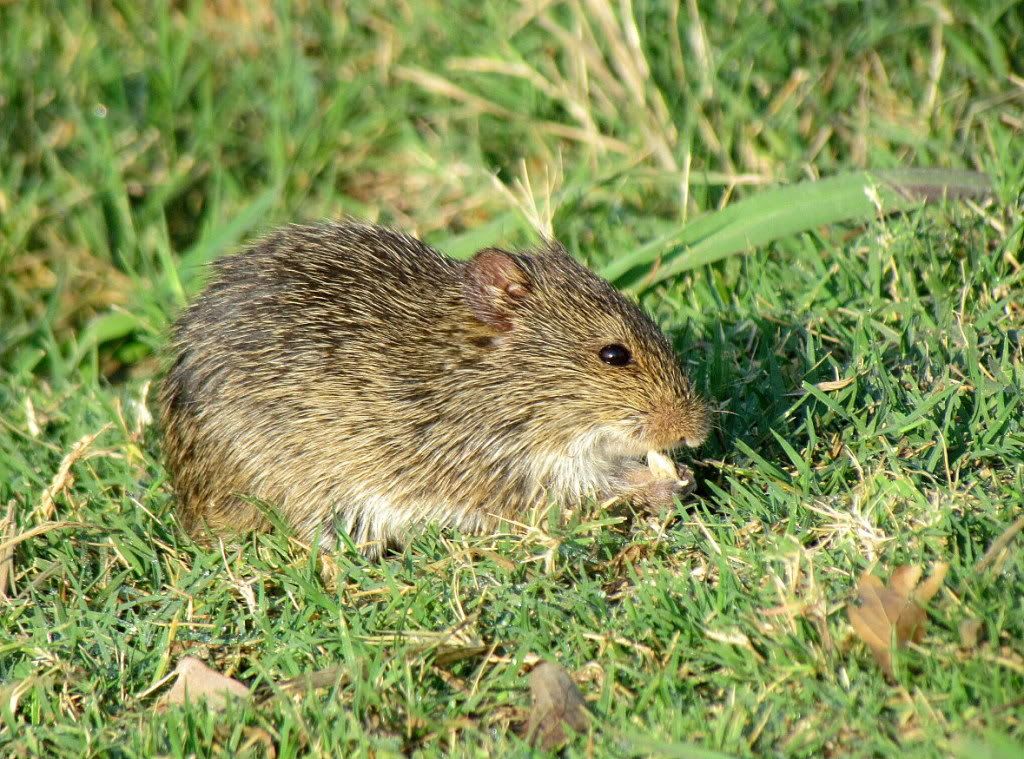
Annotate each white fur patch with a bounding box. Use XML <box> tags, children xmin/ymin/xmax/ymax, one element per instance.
<box><xmin>320</xmin><ymin>489</ymin><xmax>491</xmax><ymax>554</ymax></box>
<box><xmin>533</xmin><ymin>426</ymin><xmax>643</xmax><ymax>501</ymax></box>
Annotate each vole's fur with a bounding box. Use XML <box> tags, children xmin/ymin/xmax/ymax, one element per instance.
<box><xmin>160</xmin><ymin>222</ymin><xmax>709</xmax><ymax>554</ymax></box>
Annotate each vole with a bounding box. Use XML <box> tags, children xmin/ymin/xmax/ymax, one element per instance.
<box><xmin>159</xmin><ymin>221</ymin><xmax>710</xmax><ymax>555</ymax></box>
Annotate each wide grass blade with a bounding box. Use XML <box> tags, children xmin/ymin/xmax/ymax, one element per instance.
<box><xmin>602</xmin><ymin>169</ymin><xmax>993</xmax><ymax>291</ymax></box>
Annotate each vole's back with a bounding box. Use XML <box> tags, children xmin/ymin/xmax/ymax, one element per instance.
<box><xmin>163</xmin><ymin>224</ymin><xmax>473</xmax><ymax>544</ymax></box>
<box><xmin>171</xmin><ymin>223</ymin><xmax>463</xmax><ymax>382</ymax></box>
<box><xmin>160</xmin><ymin>221</ymin><xmax>710</xmax><ymax>554</ymax></box>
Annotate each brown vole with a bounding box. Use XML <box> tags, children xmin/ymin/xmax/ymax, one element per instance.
<box><xmin>159</xmin><ymin>221</ymin><xmax>710</xmax><ymax>555</ymax></box>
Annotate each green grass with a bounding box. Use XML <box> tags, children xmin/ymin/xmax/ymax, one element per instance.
<box><xmin>2</xmin><ymin>1</ymin><xmax>1023</xmax><ymax>756</ymax></box>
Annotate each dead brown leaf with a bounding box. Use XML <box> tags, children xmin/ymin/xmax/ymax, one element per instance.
<box><xmin>847</xmin><ymin>563</ymin><xmax>948</xmax><ymax>677</ymax></box>
<box><xmin>524</xmin><ymin>661</ymin><xmax>590</xmax><ymax>751</ymax></box>
<box><xmin>160</xmin><ymin>656</ymin><xmax>250</xmax><ymax>711</ymax></box>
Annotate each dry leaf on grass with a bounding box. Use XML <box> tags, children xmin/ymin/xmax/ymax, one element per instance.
<box><xmin>847</xmin><ymin>563</ymin><xmax>948</xmax><ymax>677</ymax></box>
<box><xmin>160</xmin><ymin>656</ymin><xmax>250</xmax><ymax>711</ymax></box>
<box><xmin>524</xmin><ymin>661</ymin><xmax>590</xmax><ymax>751</ymax></box>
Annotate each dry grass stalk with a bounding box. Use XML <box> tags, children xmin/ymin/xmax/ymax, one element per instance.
<box><xmin>36</xmin><ymin>424</ymin><xmax>112</xmax><ymax>520</ymax></box>
<box><xmin>0</xmin><ymin>500</ymin><xmax>16</xmax><ymax>599</ymax></box>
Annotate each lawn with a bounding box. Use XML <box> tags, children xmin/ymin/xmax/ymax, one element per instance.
<box><xmin>1</xmin><ymin>1</ymin><xmax>1023</xmax><ymax>757</ymax></box>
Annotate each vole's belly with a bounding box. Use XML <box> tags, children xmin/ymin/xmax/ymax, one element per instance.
<box><xmin>533</xmin><ymin>452</ymin><xmax>629</xmax><ymax>503</ymax></box>
<box><xmin>269</xmin><ymin>441</ymin><xmax>622</xmax><ymax>553</ymax></box>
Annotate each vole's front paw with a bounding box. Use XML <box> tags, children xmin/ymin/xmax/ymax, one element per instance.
<box><xmin>633</xmin><ymin>468</ymin><xmax>696</xmax><ymax>511</ymax></box>
<box><xmin>619</xmin><ymin>456</ymin><xmax>697</xmax><ymax>512</ymax></box>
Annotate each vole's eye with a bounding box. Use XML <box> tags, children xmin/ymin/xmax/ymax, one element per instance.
<box><xmin>599</xmin><ymin>344</ymin><xmax>632</xmax><ymax>366</ymax></box>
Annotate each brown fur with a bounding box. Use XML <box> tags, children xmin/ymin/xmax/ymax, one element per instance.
<box><xmin>159</xmin><ymin>221</ymin><xmax>710</xmax><ymax>554</ymax></box>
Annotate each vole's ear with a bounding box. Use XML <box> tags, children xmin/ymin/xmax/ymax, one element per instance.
<box><xmin>462</xmin><ymin>248</ymin><xmax>532</xmax><ymax>332</ymax></box>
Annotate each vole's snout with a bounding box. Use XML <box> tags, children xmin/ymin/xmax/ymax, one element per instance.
<box><xmin>644</xmin><ymin>397</ymin><xmax>711</xmax><ymax>452</ymax></box>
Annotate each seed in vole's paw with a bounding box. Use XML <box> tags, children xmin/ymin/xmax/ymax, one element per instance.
<box><xmin>647</xmin><ymin>450</ymin><xmax>695</xmax><ymax>495</ymax></box>
<box><xmin>646</xmin><ymin>450</ymin><xmax>678</xmax><ymax>480</ymax></box>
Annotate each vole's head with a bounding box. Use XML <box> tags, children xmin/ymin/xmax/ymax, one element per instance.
<box><xmin>462</xmin><ymin>243</ymin><xmax>710</xmax><ymax>459</ymax></box>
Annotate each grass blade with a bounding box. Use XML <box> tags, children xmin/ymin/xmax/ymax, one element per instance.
<box><xmin>602</xmin><ymin>169</ymin><xmax>993</xmax><ymax>291</ymax></box>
